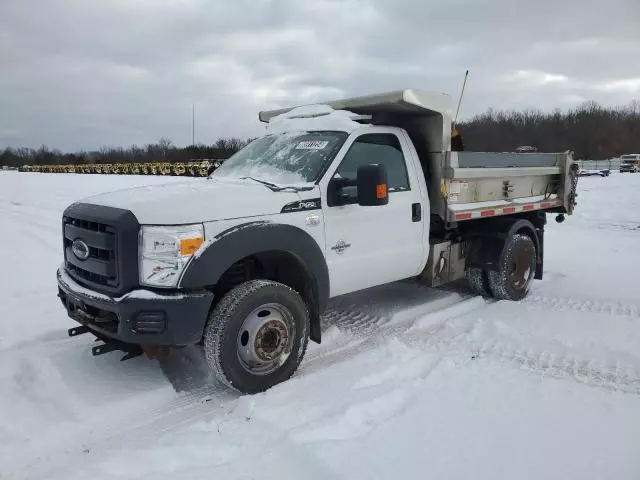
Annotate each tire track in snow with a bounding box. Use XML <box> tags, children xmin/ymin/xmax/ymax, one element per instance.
<box><xmin>14</xmin><ymin>289</ymin><xmax>485</xmax><ymax>480</ymax></box>
<box><xmin>406</xmin><ymin>317</ymin><xmax>640</xmax><ymax>396</ymax></box>
<box><xmin>6</xmin><ymin>376</ymin><xmax>235</xmax><ymax>480</ymax></box>
<box><xmin>522</xmin><ymin>294</ymin><xmax>640</xmax><ymax>318</ymax></box>
<box><xmin>20</xmin><ymin>282</ymin><xmax>640</xmax><ymax>479</ymax></box>
<box><xmin>320</xmin><ymin>281</ymin><xmax>476</xmax><ymax>335</ymax></box>
<box><xmin>321</xmin><ymin>307</ymin><xmax>386</xmax><ymax>334</ymax></box>
<box><xmin>304</xmin><ymin>296</ymin><xmax>490</xmax><ymax>376</ymax></box>
<box><xmin>473</xmin><ymin>340</ymin><xmax>640</xmax><ymax>395</ymax></box>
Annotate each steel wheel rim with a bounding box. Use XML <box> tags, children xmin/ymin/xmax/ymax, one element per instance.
<box><xmin>510</xmin><ymin>243</ymin><xmax>534</xmax><ymax>289</ymax></box>
<box><xmin>236</xmin><ymin>303</ymin><xmax>295</xmax><ymax>375</ymax></box>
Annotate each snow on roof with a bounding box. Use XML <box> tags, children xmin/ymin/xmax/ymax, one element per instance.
<box><xmin>265</xmin><ymin>104</ymin><xmax>368</xmax><ymax>134</ymax></box>
<box><xmin>259</xmin><ymin>89</ymin><xmax>453</xmax><ymax>124</ymax></box>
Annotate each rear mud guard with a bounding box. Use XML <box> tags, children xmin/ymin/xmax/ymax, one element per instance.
<box><xmin>466</xmin><ymin>236</ymin><xmax>503</xmax><ymax>272</ymax></box>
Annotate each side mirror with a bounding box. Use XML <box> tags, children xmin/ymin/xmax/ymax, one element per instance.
<box><xmin>327</xmin><ymin>175</ymin><xmax>352</xmax><ymax>206</ymax></box>
<box><xmin>357</xmin><ymin>164</ymin><xmax>388</xmax><ymax>206</ymax></box>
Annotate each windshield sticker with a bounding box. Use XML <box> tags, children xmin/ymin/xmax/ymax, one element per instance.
<box><xmin>295</xmin><ymin>140</ymin><xmax>329</xmax><ymax>150</ymax></box>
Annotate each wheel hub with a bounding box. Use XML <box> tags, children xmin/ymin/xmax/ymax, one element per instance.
<box><xmin>236</xmin><ymin>303</ymin><xmax>295</xmax><ymax>375</ymax></box>
<box><xmin>510</xmin><ymin>244</ymin><xmax>534</xmax><ymax>288</ymax></box>
<box><xmin>254</xmin><ymin>320</ymin><xmax>289</xmax><ymax>361</ymax></box>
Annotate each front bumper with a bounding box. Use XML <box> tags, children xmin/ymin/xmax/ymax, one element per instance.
<box><xmin>57</xmin><ymin>267</ymin><xmax>214</xmax><ymax>346</ymax></box>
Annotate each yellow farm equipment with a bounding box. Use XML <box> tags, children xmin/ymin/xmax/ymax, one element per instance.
<box><xmin>19</xmin><ymin>159</ymin><xmax>224</xmax><ymax>176</ymax></box>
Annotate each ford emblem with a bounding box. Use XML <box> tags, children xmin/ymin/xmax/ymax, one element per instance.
<box><xmin>72</xmin><ymin>239</ymin><xmax>90</xmax><ymax>260</ymax></box>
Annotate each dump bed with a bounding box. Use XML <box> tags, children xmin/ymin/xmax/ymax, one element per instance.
<box><xmin>259</xmin><ymin>89</ymin><xmax>579</xmax><ymax>223</ymax></box>
<box><xmin>439</xmin><ymin>150</ymin><xmax>578</xmax><ymax>224</ymax></box>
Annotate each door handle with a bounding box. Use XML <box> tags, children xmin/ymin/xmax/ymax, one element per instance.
<box><xmin>412</xmin><ymin>203</ymin><xmax>421</xmax><ymax>222</ymax></box>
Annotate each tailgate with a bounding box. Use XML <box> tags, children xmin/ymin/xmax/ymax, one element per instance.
<box><xmin>444</xmin><ymin>151</ymin><xmax>577</xmax><ymax>222</ymax></box>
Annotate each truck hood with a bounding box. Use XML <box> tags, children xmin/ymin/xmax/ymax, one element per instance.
<box><xmin>80</xmin><ymin>178</ymin><xmax>308</xmax><ymax>224</ymax></box>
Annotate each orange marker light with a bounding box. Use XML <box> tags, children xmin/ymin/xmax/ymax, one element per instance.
<box><xmin>180</xmin><ymin>237</ymin><xmax>204</xmax><ymax>255</ymax></box>
<box><xmin>376</xmin><ymin>184</ymin><xmax>388</xmax><ymax>199</ymax></box>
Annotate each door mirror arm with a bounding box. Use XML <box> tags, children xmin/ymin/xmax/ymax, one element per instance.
<box><xmin>328</xmin><ymin>176</ymin><xmax>356</xmax><ymax>206</ymax></box>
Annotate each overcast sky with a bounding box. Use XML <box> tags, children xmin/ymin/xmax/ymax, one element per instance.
<box><xmin>1</xmin><ymin>0</ymin><xmax>638</xmax><ymax>151</ymax></box>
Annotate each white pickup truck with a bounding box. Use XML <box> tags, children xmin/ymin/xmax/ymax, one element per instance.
<box><xmin>57</xmin><ymin>89</ymin><xmax>579</xmax><ymax>393</ymax></box>
<box><xmin>619</xmin><ymin>154</ymin><xmax>640</xmax><ymax>173</ymax></box>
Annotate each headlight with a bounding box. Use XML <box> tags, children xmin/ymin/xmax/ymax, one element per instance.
<box><xmin>139</xmin><ymin>224</ymin><xmax>204</xmax><ymax>287</ymax></box>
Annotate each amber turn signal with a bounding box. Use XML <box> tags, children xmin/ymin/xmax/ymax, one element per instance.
<box><xmin>179</xmin><ymin>237</ymin><xmax>204</xmax><ymax>255</ymax></box>
<box><xmin>376</xmin><ymin>184</ymin><xmax>388</xmax><ymax>199</ymax></box>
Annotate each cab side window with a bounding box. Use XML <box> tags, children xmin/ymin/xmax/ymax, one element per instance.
<box><xmin>334</xmin><ymin>133</ymin><xmax>410</xmax><ymax>201</ymax></box>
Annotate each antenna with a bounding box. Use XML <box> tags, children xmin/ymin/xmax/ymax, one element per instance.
<box><xmin>453</xmin><ymin>69</ymin><xmax>469</xmax><ymax>127</ymax></box>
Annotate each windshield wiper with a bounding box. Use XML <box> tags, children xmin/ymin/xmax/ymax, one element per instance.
<box><xmin>240</xmin><ymin>176</ymin><xmax>282</xmax><ymax>191</ymax></box>
<box><xmin>239</xmin><ymin>176</ymin><xmax>314</xmax><ymax>192</ymax></box>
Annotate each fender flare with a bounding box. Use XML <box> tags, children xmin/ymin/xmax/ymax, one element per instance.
<box><xmin>180</xmin><ymin>221</ymin><xmax>329</xmax><ymax>343</ymax></box>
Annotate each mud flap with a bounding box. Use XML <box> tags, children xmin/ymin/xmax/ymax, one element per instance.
<box><xmin>466</xmin><ymin>236</ymin><xmax>504</xmax><ymax>272</ymax></box>
<box><xmin>534</xmin><ymin>227</ymin><xmax>544</xmax><ymax>280</ymax></box>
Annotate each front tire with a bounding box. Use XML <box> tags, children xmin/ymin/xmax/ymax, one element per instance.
<box><xmin>204</xmin><ymin>280</ymin><xmax>309</xmax><ymax>394</ymax></box>
<box><xmin>487</xmin><ymin>234</ymin><xmax>536</xmax><ymax>301</ymax></box>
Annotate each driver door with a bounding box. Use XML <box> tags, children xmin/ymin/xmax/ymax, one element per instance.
<box><xmin>321</xmin><ymin>130</ymin><xmax>425</xmax><ymax>297</ymax></box>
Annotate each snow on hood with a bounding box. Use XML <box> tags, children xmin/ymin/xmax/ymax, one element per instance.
<box><xmin>79</xmin><ymin>178</ymin><xmax>305</xmax><ymax>225</ymax></box>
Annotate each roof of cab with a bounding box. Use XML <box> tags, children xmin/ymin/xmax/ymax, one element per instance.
<box><xmin>258</xmin><ymin>89</ymin><xmax>453</xmax><ymax>123</ymax></box>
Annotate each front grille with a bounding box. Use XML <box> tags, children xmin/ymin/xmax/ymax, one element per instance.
<box><xmin>66</xmin><ymin>263</ymin><xmax>111</xmax><ymax>285</ymax></box>
<box><xmin>63</xmin><ymin>215</ymin><xmax>118</xmax><ymax>288</ymax></box>
<box><xmin>91</xmin><ymin>246</ymin><xmax>111</xmax><ymax>261</ymax></box>
<box><xmin>62</xmin><ymin>203</ymin><xmax>140</xmax><ymax>296</ymax></box>
<box><xmin>66</xmin><ymin>217</ymin><xmax>109</xmax><ymax>233</ymax></box>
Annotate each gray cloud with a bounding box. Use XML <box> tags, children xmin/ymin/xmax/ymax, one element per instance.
<box><xmin>1</xmin><ymin>0</ymin><xmax>638</xmax><ymax>150</ymax></box>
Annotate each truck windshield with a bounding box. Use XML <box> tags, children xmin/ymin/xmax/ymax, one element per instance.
<box><xmin>211</xmin><ymin>131</ymin><xmax>348</xmax><ymax>186</ymax></box>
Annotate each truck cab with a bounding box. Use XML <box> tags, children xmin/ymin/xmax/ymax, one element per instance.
<box><xmin>57</xmin><ymin>89</ymin><xmax>577</xmax><ymax>394</ymax></box>
<box><xmin>619</xmin><ymin>154</ymin><xmax>640</xmax><ymax>173</ymax></box>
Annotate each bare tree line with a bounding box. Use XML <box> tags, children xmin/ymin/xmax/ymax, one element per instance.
<box><xmin>0</xmin><ymin>137</ymin><xmax>248</xmax><ymax>168</ymax></box>
<box><xmin>2</xmin><ymin>100</ymin><xmax>640</xmax><ymax>168</ymax></box>
<box><xmin>458</xmin><ymin>100</ymin><xmax>640</xmax><ymax>159</ymax></box>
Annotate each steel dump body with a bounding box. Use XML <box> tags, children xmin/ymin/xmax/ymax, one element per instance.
<box><xmin>442</xmin><ymin>150</ymin><xmax>576</xmax><ymax>224</ymax></box>
<box><xmin>259</xmin><ymin>89</ymin><xmax>578</xmax><ymax>226</ymax></box>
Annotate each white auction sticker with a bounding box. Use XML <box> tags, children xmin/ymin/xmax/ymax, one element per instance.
<box><xmin>295</xmin><ymin>140</ymin><xmax>329</xmax><ymax>150</ymax></box>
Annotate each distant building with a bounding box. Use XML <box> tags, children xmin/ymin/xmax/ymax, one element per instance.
<box><xmin>516</xmin><ymin>146</ymin><xmax>538</xmax><ymax>153</ymax></box>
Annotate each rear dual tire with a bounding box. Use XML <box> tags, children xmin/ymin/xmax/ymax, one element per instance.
<box><xmin>467</xmin><ymin>234</ymin><xmax>537</xmax><ymax>301</ymax></box>
<box><xmin>466</xmin><ymin>267</ymin><xmax>492</xmax><ymax>298</ymax></box>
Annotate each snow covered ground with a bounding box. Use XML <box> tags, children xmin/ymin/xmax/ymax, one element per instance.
<box><xmin>1</xmin><ymin>171</ymin><xmax>639</xmax><ymax>479</ymax></box>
